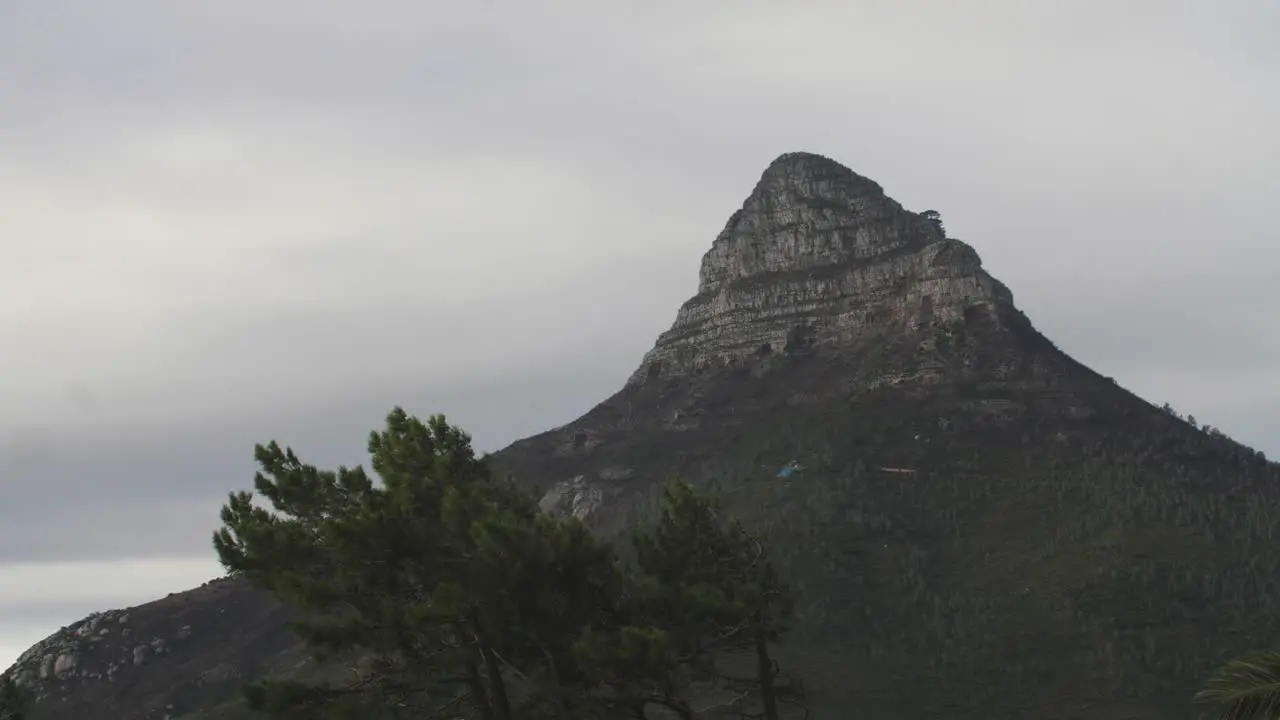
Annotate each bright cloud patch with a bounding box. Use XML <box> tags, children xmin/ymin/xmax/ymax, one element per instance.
<box><xmin>0</xmin><ymin>557</ymin><xmax>223</xmax><ymax>669</ymax></box>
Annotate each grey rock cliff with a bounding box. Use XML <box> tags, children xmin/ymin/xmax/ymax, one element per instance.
<box><xmin>629</xmin><ymin>151</ymin><xmax>1012</xmax><ymax>387</ymax></box>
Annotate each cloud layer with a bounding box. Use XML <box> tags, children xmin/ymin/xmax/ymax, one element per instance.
<box><xmin>1</xmin><ymin>0</ymin><xmax>1277</xmax><ymax>668</ymax></box>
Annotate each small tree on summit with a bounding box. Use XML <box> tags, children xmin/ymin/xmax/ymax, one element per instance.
<box><xmin>920</xmin><ymin>209</ymin><xmax>945</xmax><ymax>237</ymax></box>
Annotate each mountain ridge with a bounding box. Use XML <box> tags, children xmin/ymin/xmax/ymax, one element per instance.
<box><xmin>6</xmin><ymin>152</ymin><xmax>1278</xmax><ymax>720</ymax></box>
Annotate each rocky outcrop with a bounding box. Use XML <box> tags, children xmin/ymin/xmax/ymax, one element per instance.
<box><xmin>538</xmin><ymin>475</ymin><xmax>606</xmax><ymax>520</ymax></box>
<box><xmin>9</xmin><ymin>609</ymin><xmax>147</xmax><ymax>693</ymax></box>
<box><xmin>629</xmin><ymin>152</ymin><xmax>1012</xmax><ymax>386</ymax></box>
<box><xmin>3</xmin><ymin>577</ymin><xmax>294</xmax><ymax>720</ymax></box>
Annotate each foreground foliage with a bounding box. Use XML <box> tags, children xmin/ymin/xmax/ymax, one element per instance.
<box><xmin>1197</xmin><ymin>651</ymin><xmax>1280</xmax><ymax>720</ymax></box>
<box><xmin>213</xmin><ymin>408</ymin><xmax>800</xmax><ymax>719</ymax></box>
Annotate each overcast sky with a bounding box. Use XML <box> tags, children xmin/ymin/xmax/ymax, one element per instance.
<box><xmin>1</xmin><ymin>0</ymin><xmax>1277</xmax><ymax>670</ymax></box>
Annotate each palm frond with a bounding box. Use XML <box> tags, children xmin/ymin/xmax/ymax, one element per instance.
<box><xmin>1196</xmin><ymin>651</ymin><xmax>1280</xmax><ymax>720</ymax></box>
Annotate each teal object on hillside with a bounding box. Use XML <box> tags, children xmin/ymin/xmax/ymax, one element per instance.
<box><xmin>776</xmin><ymin>461</ymin><xmax>805</xmax><ymax>478</ymax></box>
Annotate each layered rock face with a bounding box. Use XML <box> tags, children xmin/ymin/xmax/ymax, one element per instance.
<box><xmin>629</xmin><ymin>152</ymin><xmax>1012</xmax><ymax>386</ymax></box>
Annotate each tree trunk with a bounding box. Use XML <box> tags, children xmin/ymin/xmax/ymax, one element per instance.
<box><xmin>540</xmin><ymin>643</ymin><xmax>574</xmax><ymax>716</ymax></box>
<box><xmin>755</xmin><ymin>633</ymin><xmax>780</xmax><ymax>720</ymax></box>
<box><xmin>469</xmin><ymin>610</ymin><xmax>512</xmax><ymax>720</ymax></box>
<box><xmin>480</xmin><ymin>646</ymin><xmax>513</xmax><ymax>720</ymax></box>
<box><xmin>467</xmin><ymin>658</ymin><xmax>495</xmax><ymax>720</ymax></box>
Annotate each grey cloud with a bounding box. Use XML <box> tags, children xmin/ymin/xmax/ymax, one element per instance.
<box><xmin>0</xmin><ymin>0</ymin><xmax>1276</xmax><ymax>580</ymax></box>
<box><xmin>0</xmin><ymin>556</ymin><xmax>226</xmax><ymax>667</ymax></box>
<box><xmin>0</xmin><ymin>352</ymin><xmax>645</xmax><ymax>562</ymax></box>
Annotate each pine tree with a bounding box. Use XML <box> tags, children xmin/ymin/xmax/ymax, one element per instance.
<box><xmin>213</xmin><ymin>411</ymin><xmax>809</xmax><ymax>718</ymax></box>
<box><xmin>577</xmin><ymin>479</ymin><xmax>804</xmax><ymax>720</ymax></box>
<box><xmin>214</xmin><ymin>408</ymin><xmax>620</xmax><ymax>719</ymax></box>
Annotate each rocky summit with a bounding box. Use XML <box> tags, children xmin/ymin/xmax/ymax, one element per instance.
<box><xmin>7</xmin><ymin>152</ymin><xmax>1280</xmax><ymax>720</ymax></box>
<box><xmin>629</xmin><ymin>152</ymin><xmax>1010</xmax><ymax>388</ymax></box>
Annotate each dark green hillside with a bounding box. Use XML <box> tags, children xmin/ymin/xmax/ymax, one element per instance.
<box><xmin>491</xmin><ymin>309</ymin><xmax>1280</xmax><ymax>719</ymax></box>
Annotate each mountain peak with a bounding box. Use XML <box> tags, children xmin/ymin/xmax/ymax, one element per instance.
<box><xmin>698</xmin><ymin>152</ymin><xmax>908</xmax><ymax>297</ymax></box>
<box><xmin>629</xmin><ymin>152</ymin><xmax>1013</xmax><ymax>386</ymax></box>
<box><xmin>757</xmin><ymin>151</ymin><xmax>884</xmax><ymax>192</ymax></box>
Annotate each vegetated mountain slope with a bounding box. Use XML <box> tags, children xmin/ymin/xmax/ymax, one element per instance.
<box><xmin>490</xmin><ymin>153</ymin><xmax>1280</xmax><ymax>719</ymax></box>
<box><xmin>7</xmin><ymin>152</ymin><xmax>1278</xmax><ymax>720</ymax></box>
<box><xmin>494</xmin><ymin>334</ymin><xmax>1280</xmax><ymax>719</ymax></box>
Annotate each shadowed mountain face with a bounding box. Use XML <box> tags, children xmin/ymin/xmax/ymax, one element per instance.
<box><xmin>8</xmin><ymin>152</ymin><xmax>1279</xmax><ymax>720</ymax></box>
